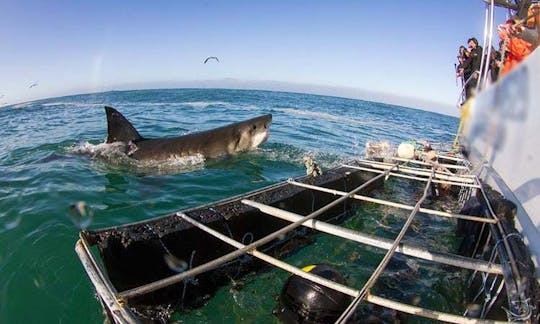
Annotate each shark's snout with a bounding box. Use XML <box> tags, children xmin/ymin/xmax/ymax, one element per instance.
<box><xmin>250</xmin><ymin>129</ymin><xmax>269</xmax><ymax>148</ymax></box>
<box><xmin>249</xmin><ymin>116</ymin><xmax>271</xmax><ymax>148</ymax></box>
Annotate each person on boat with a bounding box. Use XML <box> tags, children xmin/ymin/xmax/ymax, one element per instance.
<box><xmin>497</xmin><ymin>17</ymin><xmax>535</xmax><ymax>75</ymax></box>
<box><xmin>531</xmin><ymin>0</ymin><xmax>540</xmax><ymax>46</ymax></box>
<box><xmin>455</xmin><ymin>46</ymin><xmax>468</xmax><ymax>103</ymax></box>
<box><xmin>489</xmin><ymin>46</ymin><xmax>502</xmax><ymax>82</ymax></box>
<box><xmin>460</xmin><ymin>37</ymin><xmax>481</xmax><ymax>96</ymax></box>
<box><xmin>504</xmin><ymin>3</ymin><xmax>540</xmax><ymax>46</ymax></box>
<box><xmin>458</xmin><ymin>45</ymin><xmax>467</xmax><ymax>59</ymax></box>
<box><xmin>467</xmin><ymin>37</ymin><xmax>483</xmax><ymax>73</ymax></box>
<box><xmin>456</xmin><ymin>49</ymin><xmax>475</xmax><ymax>99</ymax></box>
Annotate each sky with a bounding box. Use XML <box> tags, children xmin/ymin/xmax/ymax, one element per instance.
<box><xmin>0</xmin><ymin>1</ymin><xmax>509</xmax><ymax>116</ymax></box>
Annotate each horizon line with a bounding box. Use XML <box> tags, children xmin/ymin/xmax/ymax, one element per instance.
<box><xmin>1</xmin><ymin>79</ymin><xmax>458</xmax><ymax>117</ymax></box>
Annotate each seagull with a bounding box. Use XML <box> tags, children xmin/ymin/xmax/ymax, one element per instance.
<box><xmin>204</xmin><ymin>56</ymin><xmax>219</xmax><ymax>64</ymax></box>
<box><xmin>29</xmin><ymin>81</ymin><xmax>39</xmax><ymax>88</ymax></box>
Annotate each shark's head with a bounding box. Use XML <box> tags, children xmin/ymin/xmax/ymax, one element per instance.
<box><xmin>236</xmin><ymin>114</ymin><xmax>272</xmax><ymax>151</ymax></box>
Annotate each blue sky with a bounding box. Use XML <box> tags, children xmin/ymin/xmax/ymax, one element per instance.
<box><xmin>1</xmin><ymin>1</ymin><xmax>506</xmax><ymax>115</ymax></box>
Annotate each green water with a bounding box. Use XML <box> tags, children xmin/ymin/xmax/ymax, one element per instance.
<box><xmin>176</xmin><ymin>178</ymin><xmax>466</xmax><ymax>323</ymax></box>
<box><xmin>0</xmin><ymin>89</ymin><xmax>460</xmax><ymax>323</ymax></box>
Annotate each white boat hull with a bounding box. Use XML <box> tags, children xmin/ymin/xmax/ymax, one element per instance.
<box><xmin>463</xmin><ymin>48</ymin><xmax>540</xmax><ymax>280</ymax></box>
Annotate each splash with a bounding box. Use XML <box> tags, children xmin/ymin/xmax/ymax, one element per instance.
<box><xmin>69</xmin><ymin>141</ymin><xmax>131</xmax><ymax>162</ymax></box>
<box><xmin>68</xmin><ymin>141</ymin><xmax>206</xmax><ymax>174</ymax></box>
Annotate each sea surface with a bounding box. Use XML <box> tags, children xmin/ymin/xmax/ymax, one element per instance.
<box><xmin>0</xmin><ymin>89</ymin><xmax>460</xmax><ymax>323</ymax></box>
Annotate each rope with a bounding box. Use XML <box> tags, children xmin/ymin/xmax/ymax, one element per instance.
<box><xmin>453</xmin><ymin>97</ymin><xmax>473</xmax><ymax>151</ymax></box>
<box><xmin>483</xmin><ymin>277</ymin><xmax>505</xmax><ymax>318</ymax></box>
<box><xmin>502</xmin><ymin>298</ymin><xmax>532</xmax><ymax>321</ymax></box>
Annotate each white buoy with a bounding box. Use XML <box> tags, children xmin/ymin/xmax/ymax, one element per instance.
<box><xmin>397</xmin><ymin>143</ymin><xmax>415</xmax><ymax>159</ymax></box>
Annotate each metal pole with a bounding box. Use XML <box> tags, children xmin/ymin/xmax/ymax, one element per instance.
<box><xmin>241</xmin><ymin>199</ymin><xmax>503</xmax><ymax>274</ymax></box>
<box><xmin>286</xmin><ymin>179</ymin><xmax>496</xmax><ymax>223</ymax></box>
<box><xmin>336</xmin><ymin>170</ymin><xmax>435</xmax><ymax>323</ymax></box>
<box><xmin>342</xmin><ymin>164</ymin><xmax>480</xmax><ymax>189</ymax></box>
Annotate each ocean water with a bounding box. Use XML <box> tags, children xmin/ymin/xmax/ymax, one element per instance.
<box><xmin>0</xmin><ymin>89</ymin><xmax>459</xmax><ymax>323</ymax></box>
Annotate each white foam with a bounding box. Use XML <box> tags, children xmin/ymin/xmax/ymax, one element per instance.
<box><xmin>68</xmin><ymin>141</ymin><xmax>129</xmax><ymax>160</ymax></box>
<box><xmin>137</xmin><ymin>153</ymin><xmax>206</xmax><ymax>171</ymax></box>
<box><xmin>68</xmin><ymin>141</ymin><xmax>206</xmax><ymax>174</ymax></box>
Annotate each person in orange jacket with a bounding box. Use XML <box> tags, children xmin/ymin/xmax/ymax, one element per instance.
<box><xmin>497</xmin><ymin>19</ymin><xmax>534</xmax><ymax>75</ymax></box>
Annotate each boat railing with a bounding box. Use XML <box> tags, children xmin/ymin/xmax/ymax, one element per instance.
<box><xmin>456</xmin><ymin>0</ymin><xmax>498</xmax><ymax>107</ymax></box>
<box><xmin>457</xmin><ymin>70</ymin><xmax>482</xmax><ymax>107</ymax></box>
<box><xmin>477</xmin><ymin>0</ymin><xmax>496</xmax><ymax>92</ymax></box>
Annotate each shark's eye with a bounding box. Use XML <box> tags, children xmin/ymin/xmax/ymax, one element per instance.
<box><xmin>252</xmin><ymin>125</ymin><xmax>257</xmax><ymax>130</ymax></box>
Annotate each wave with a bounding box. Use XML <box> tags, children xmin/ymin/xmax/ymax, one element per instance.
<box><xmin>274</xmin><ymin>107</ymin><xmax>386</xmax><ymax>127</ymax></box>
<box><xmin>179</xmin><ymin>101</ymin><xmax>231</xmax><ymax>108</ymax></box>
<box><xmin>40</xmin><ymin>101</ymin><xmax>264</xmax><ymax>112</ymax></box>
<box><xmin>116</xmin><ymin>102</ymin><xmax>233</xmax><ymax>108</ymax></box>
<box><xmin>42</xmin><ymin>102</ymin><xmax>104</xmax><ymax>108</ymax></box>
<box><xmin>145</xmin><ymin>101</ymin><xmax>260</xmax><ymax>111</ymax></box>
<box><xmin>12</xmin><ymin>102</ymin><xmax>34</xmax><ymax>109</ymax></box>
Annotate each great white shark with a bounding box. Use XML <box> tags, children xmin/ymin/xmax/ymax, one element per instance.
<box><xmin>104</xmin><ymin>106</ymin><xmax>272</xmax><ymax>161</ymax></box>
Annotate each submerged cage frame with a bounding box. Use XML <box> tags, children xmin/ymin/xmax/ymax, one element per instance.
<box><xmin>76</xmin><ymin>150</ymin><xmax>537</xmax><ymax>323</ymax></box>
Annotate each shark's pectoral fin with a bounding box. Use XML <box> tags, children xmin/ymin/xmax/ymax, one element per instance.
<box><xmin>105</xmin><ymin>106</ymin><xmax>144</xmax><ymax>143</ymax></box>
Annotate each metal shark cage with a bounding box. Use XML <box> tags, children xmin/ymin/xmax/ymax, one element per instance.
<box><xmin>76</xmin><ymin>150</ymin><xmax>537</xmax><ymax>323</ymax></box>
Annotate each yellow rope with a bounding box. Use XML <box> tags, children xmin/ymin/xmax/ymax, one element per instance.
<box><xmin>453</xmin><ymin>97</ymin><xmax>473</xmax><ymax>151</ymax></box>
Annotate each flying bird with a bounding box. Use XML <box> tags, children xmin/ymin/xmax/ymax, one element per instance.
<box><xmin>204</xmin><ymin>56</ymin><xmax>219</xmax><ymax>64</ymax></box>
<box><xmin>29</xmin><ymin>81</ymin><xmax>39</xmax><ymax>88</ymax></box>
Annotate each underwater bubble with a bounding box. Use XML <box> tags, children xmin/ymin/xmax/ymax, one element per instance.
<box><xmin>410</xmin><ymin>295</ymin><xmax>421</xmax><ymax>305</ymax></box>
<box><xmin>4</xmin><ymin>214</ymin><xmax>22</xmax><ymax>230</ymax></box>
<box><xmin>242</xmin><ymin>232</ymin><xmax>254</xmax><ymax>245</ymax></box>
<box><xmin>406</xmin><ymin>258</ymin><xmax>420</xmax><ymax>272</ymax></box>
<box><xmin>164</xmin><ymin>253</ymin><xmax>188</xmax><ymax>273</ymax></box>
<box><xmin>465</xmin><ymin>303</ymin><xmax>482</xmax><ymax>317</ymax></box>
<box><xmin>69</xmin><ymin>201</ymin><xmax>93</xmax><ymax>229</ymax></box>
